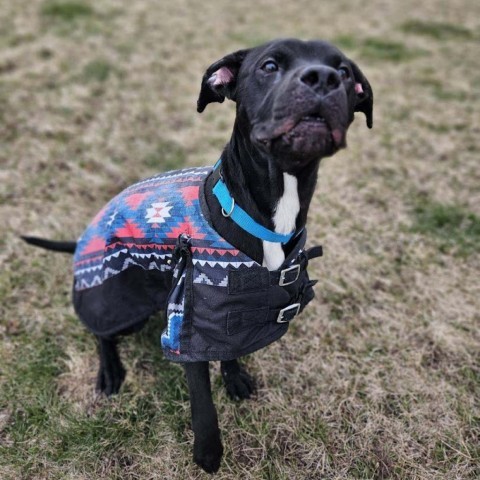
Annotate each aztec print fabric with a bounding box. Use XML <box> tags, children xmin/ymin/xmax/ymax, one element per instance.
<box><xmin>73</xmin><ymin>166</ymin><xmax>256</xmax><ymax>292</ymax></box>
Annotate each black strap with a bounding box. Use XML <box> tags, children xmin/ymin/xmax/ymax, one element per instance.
<box><xmin>228</xmin><ymin>267</ymin><xmax>271</xmax><ymax>294</ymax></box>
<box><xmin>226</xmin><ymin>303</ymin><xmax>301</xmax><ymax>335</ymax></box>
<box><xmin>209</xmin><ymin>161</ymin><xmax>222</xmax><ymax>186</ymax></box>
<box><xmin>228</xmin><ymin>245</ymin><xmax>322</xmax><ymax>294</ymax></box>
<box><xmin>307</xmin><ymin>245</ymin><xmax>323</xmax><ymax>259</ymax></box>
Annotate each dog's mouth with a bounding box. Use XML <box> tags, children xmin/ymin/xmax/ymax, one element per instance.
<box><xmin>289</xmin><ymin>112</ymin><xmax>346</xmax><ymax>148</ymax></box>
<box><xmin>252</xmin><ymin>107</ymin><xmax>347</xmax><ymax>161</ymax></box>
<box><xmin>280</xmin><ymin>114</ymin><xmax>330</xmax><ymax>143</ymax></box>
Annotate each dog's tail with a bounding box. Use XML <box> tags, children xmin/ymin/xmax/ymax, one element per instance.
<box><xmin>21</xmin><ymin>236</ymin><xmax>77</xmax><ymax>254</ymax></box>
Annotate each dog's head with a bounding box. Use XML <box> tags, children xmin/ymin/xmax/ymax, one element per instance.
<box><xmin>197</xmin><ymin>38</ymin><xmax>373</xmax><ymax>173</ymax></box>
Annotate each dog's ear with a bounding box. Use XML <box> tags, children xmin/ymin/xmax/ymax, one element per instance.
<box><xmin>348</xmin><ymin>60</ymin><xmax>374</xmax><ymax>129</ymax></box>
<box><xmin>197</xmin><ymin>49</ymin><xmax>251</xmax><ymax>113</ymax></box>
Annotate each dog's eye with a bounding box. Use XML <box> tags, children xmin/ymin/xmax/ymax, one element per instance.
<box><xmin>261</xmin><ymin>60</ymin><xmax>279</xmax><ymax>73</ymax></box>
<box><xmin>338</xmin><ymin>66</ymin><xmax>350</xmax><ymax>80</ymax></box>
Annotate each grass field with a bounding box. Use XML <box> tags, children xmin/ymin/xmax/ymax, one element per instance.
<box><xmin>1</xmin><ymin>0</ymin><xmax>479</xmax><ymax>478</ymax></box>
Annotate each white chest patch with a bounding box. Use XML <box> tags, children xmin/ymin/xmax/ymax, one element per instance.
<box><xmin>262</xmin><ymin>173</ymin><xmax>300</xmax><ymax>271</ymax></box>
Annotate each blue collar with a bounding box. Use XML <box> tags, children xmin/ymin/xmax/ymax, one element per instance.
<box><xmin>211</xmin><ymin>160</ymin><xmax>295</xmax><ymax>244</ymax></box>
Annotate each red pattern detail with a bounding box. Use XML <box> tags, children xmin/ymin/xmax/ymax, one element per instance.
<box><xmin>166</xmin><ymin>217</ymin><xmax>206</xmax><ymax>240</ymax></box>
<box><xmin>74</xmin><ymin>254</ymin><xmax>104</xmax><ymax>267</ymax></box>
<box><xmin>115</xmin><ymin>220</ymin><xmax>146</xmax><ymax>239</ymax></box>
<box><xmin>125</xmin><ymin>192</ymin><xmax>149</xmax><ymax>209</ymax></box>
<box><xmin>180</xmin><ymin>185</ymin><xmax>199</xmax><ymax>206</ymax></box>
<box><xmin>81</xmin><ymin>236</ymin><xmax>106</xmax><ymax>255</ymax></box>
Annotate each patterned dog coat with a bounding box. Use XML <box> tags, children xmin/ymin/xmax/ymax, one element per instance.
<box><xmin>73</xmin><ymin>166</ymin><xmax>320</xmax><ymax>362</ymax></box>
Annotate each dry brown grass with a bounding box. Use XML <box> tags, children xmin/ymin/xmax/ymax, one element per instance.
<box><xmin>1</xmin><ymin>0</ymin><xmax>479</xmax><ymax>478</ymax></box>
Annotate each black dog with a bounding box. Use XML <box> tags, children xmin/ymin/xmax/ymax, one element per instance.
<box><xmin>23</xmin><ymin>38</ymin><xmax>373</xmax><ymax>473</ymax></box>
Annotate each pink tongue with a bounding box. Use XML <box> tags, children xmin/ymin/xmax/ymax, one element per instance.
<box><xmin>269</xmin><ymin>119</ymin><xmax>297</xmax><ymax>139</ymax></box>
<box><xmin>332</xmin><ymin>129</ymin><xmax>344</xmax><ymax>147</ymax></box>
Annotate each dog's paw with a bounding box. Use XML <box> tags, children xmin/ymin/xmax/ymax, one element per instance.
<box><xmin>222</xmin><ymin>368</ymin><xmax>256</xmax><ymax>401</ymax></box>
<box><xmin>193</xmin><ymin>436</ymin><xmax>223</xmax><ymax>473</ymax></box>
<box><xmin>95</xmin><ymin>364</ymin><xmax>126</xmax><ymax>396</ymax></box>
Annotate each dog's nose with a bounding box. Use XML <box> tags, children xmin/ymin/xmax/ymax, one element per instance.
<box><xmin>299</xmin><ymin>66</ymin><xmax>340</xmax><ymax>94</ymax></box>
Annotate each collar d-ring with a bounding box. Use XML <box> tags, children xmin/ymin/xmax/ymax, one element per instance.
<box><xmin>221</xmin><ymin>197</ymin><xmax>235</xmax><ymax>217</ymax></box>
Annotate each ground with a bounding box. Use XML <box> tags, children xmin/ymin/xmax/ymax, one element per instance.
<box><xmin>0</xmin><ymin>0</ymin><xmax>479</xmax><ymax>479</ymax></box>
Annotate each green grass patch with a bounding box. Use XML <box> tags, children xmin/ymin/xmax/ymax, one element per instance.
<box><xmin>431</xmin><ymin>86</ymin><xmax>468</xmax><ymax>102</ymax></box>
<box><xmin>38</xmin><ymin>47</ymin><xmax>54</xmax><ymax>60</ymax></box>
<box><xmin>143</xmin><ymin>140</ymin><xmax>186</xmax><ymax>171</ymax></box>
<box><xmin>0</xmin><ymin>333</ymin><xmax>67</xmax><ymax>476</ymax></box>
<box><xmin>401</xmin><ymin>20</ymin><xmax>473</xmax><ymax>40</ymax></box>
<box><xmin>420</xmin><ymin>120</ymin><xmax>468</xmax><ymax>133</ymax></box>
<box><xmin>54</xmin><ymin>398</ymin><xmax>157</xmax><ymax>458</ymax></box>
<box><xmin>360</xmin><ymin>38</ymin><xmax>427</xmax><ymax>62</ymax></box>
<box><xmin>332</xmin><ymin>35</ymin><xmax>359</xmax><ymax>51</ymax></box>
<box><xmin>414</xmin><ymin>76</ymin><xmax>469</xmax><ymax>102</ymax></box>
<box><xmin>411</xmin><ymin>201</ymin><xmax>480</xmax><ymax>256</ymax></box>
<box><xmin>325</xmin><ymin>280</ymin><xmax>364</xmax><ymax>322</ymax></box>
<box><xmin>227</xmin><ymin>32</ymin><xmax>271</xmax><ymax>48</ymax></box>
<box><xmin>0</xmin><ymin>334</ymin><xmax>67</xmax><ymax>402</ymax></box>
<box><xmin>41</xmin><ymin>1</ymin><xmax>94</xmax><ymax>21</ymax></box>
<box><xmin>458</xmin><ymin>365</ymin><xmax>480</xmax><ymax>396</ymax></box>
<box><xmin>82</xmin><ymin>59</ymin><xmax>113</xmax><ymax>82</ymax></box>
<box><xmin>336</xmin><ymin>35</ymin><xmax>429</xmax><ymax>62</ymax></box>
<box><xmin>348</xmin><ymin>455</ymin><xmax>389</xmax><ymax>479</ymax></box>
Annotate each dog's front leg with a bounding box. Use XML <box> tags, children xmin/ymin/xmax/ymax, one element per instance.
<box><xmin>96</xmin><ymin>336</ymin><xmax>126</xmax><ymax>396</ymax></box>
<box><xmin>221</xmin><ymin>359</ymin><xmax>256</xmax><ymax>400</ymax></box>
<box><xmin>184</xmin><ymin>361</ymin><xmax>223</xmax><ymax>473</ymax></box>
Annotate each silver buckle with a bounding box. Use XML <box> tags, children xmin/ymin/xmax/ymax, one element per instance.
<box><xmin>276</xmin><ymin>303</ymin><xmax>300</xmax><ymax>323</ymax></box>
<box><xmin>279</xmin><ymin>264</ymin><xmax>300</xmax><ymax>286</ymax></box>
